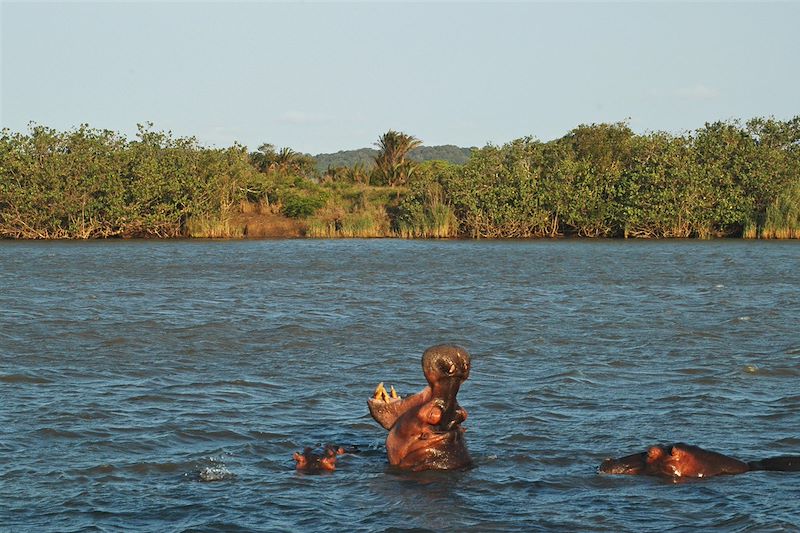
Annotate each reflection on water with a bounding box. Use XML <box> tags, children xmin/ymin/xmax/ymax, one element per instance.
<box><xmin>1</xmin><ymin>239</ymin><xmax>799</xmax><ymax>531</ymax></box>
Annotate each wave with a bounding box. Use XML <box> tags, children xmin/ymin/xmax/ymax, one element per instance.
<box><xmin>0</xmin><ymin>373</ymin><xmax>52</xmax><ymax>384</ymax></box>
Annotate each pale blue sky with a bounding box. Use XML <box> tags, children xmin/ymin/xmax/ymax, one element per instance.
<box><xmin>2</xmin><ymin>2</ymin><xmax>798</xmax><ymax>153</ymax></box>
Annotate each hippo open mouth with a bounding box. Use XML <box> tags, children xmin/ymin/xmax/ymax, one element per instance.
<box><xmin>367</xmin><ymin>345</ymin><xmax>472</xmax><ymax>471</ymax></box>
<box><xmin>367</xmin><ymin>381</ymin><xmax>415</xmax><ymax>430</ymax></box>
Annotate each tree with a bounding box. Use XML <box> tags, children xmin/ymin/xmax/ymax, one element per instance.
<box><xmin>250</xmin><ymin>143</ymin><xmax>316</xmax><ymax>177</ymax></box>
<box><xmin>372</xmin><ymin>130</ymin><xmax>422</xmax><ymax>186</ymax></box>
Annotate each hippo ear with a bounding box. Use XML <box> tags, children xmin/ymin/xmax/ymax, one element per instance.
<box><xmin>647</xmin><ymin>446</ymin><xmax>665</xmax><ymax>461</ymax></box>
<box><xmin>670</xmin><ymin>446</ymin><xmax>685</xmax><ymax>459</ymax></box>
<box><xmin>320</xmin><ymin>457</ymin><xmax>336</xmax><ymax>471</ymax></box>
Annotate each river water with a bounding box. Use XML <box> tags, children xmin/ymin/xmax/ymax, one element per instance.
<box><xmin>1</xmin><ymin>239</ymin><xmax>799</xmax><ymax>532</ymax></box>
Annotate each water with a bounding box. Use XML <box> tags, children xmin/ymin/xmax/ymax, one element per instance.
<box><xmin>1</xmin><ymin>239</ymin><xmax>799</xmax><ymax>532</ymax></box>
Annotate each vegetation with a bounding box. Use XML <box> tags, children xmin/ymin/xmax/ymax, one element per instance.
<box><xmin>395</xmin><ymin>118</ymin><xmax>799</xmax><ymax>240</ymax></box>
<box><xmin>1</xmin><ymin>118</ymin><xmax>798</xmax><ymax>240</ymax></box>
<box><xmin>250</xmin><ymin>143</ymin><xmax>316</xmax><ymax>179</ymax></box>
<box><xmin>0</xmin><ymin>124</ymin><xmax>256</xmax><ymax>238</ymax></box>
<box><xmin>372</xmin><ymin>130</ymin><xmax>423</xmax><ymax>187</ymax></box>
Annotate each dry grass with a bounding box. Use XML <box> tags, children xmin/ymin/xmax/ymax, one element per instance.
<box><xmin>306</xmin><ymin>205</ymin><xmax>393</xmax><ymax>238</ymax></box>
<box><xmin>760</xmin><ymin>227</ymin><xmax>800</xmax><ymax>239</ymax></box>
<box><xmin>186</xmin><ymin>201</ymin><xmax>304</xmax><ymax>239</ymax></box>
<box><xmin>742</xmin><ymin>224</ymin><xmax>758</xmax><ymax>239</ymax></box>
<box><xmin>185</xmin><ymin>216</ymin><xmax>244</xmax><ymax>238</ymax></box>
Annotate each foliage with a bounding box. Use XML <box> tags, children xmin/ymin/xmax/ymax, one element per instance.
<box><xmin>250</xmin><ymin>143</ymin><xmax>316</xmax><ymax>179</ymax></box>
<box><xmin>0</xmin><ymin>123</ymin><xmax>259</xmax><ymax>238</ymax></box>
<box><xmin>372</xmin><ymin>130</ymin><xmax>423</xmax><ymax>187</ymax></box>
<box><xmin>761</xmin><ymin>177</ymin><xmax>800</xmax><ymax>239</ymax></box>
<box><xmin>321</xmin><ymin>162</ymin><xmax>370</xmax><ymax>185</ymax></box>
<box><xmin>444</xmin><ymin>138</ymin><xmax>554</xmax><ymax>238</ymax></box>
<box><xmin>2</xmin><ymin>118</ymin><xmax>798</xmax><ymax>240</ymax></box>
<box><xmin>281</xmin><ymin>191</ymin><xmax>327</xmax><ymax>218</ymax></box>
<box><xmin>395</xmin><ymin>161</ymin><xmax>460</xmax><ymax>238</ymax></box>
<box><xmin>399</xmin><ymin>118</ymin><xmax>800</xmax><ymax>239</ymax></box>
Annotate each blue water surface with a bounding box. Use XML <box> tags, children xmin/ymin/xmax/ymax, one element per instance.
<box><xmin>1</xmin><ymin>239</ymin><xmax>799</xmax><ymax>532</ymax></box>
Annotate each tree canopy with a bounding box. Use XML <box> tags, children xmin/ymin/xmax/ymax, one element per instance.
<box><xmin>2</xmin><ymin>118</ymin><xmax>798</xmax><ymax>240</ymax></box>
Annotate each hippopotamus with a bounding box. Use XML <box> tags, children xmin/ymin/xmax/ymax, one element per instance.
<box><xmin>367</xmin><ymin>344</ymin><xmax>472</xmax><ymax>471</ymax></box>
<box><xmin>293</xmin><ymin>445</ymin><xmax>345</xmax><ymax>472</ymax></box>
<box><xmin>600</xmin><ymin>442</ymin><xmax>800</xmax><ymax>479</ymax></box>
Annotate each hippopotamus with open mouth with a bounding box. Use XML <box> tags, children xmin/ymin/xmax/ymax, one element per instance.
<box><xmin>367</xmin><ymin>344</ymin><xmax>472</xmax><ymax>471</ymax></box>
<box><xmin>600</xmin><ymin>442</ymin><xmax>800</xmax><ymax>479</ymax></box>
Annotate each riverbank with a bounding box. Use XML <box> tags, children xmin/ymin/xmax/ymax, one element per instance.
<box><xmin>3</xmin><ymin>211</ymin><xmax>800</xmax><ymax>240</ymax></box>
<box><xmin>2</xmin><ymin>119</ymin><xmax>799</xmax><ymax>240</ymax></box>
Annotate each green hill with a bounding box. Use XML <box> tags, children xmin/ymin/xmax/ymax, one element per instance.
<box><xmin>314</xmin><ymin>145</ymin><xmax>473</xmax><ymax>173</ymax></box>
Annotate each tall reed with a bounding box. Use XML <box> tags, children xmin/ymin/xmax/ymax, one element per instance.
<box><xmin>185</xmin><ymin>216</ymin><xmax>244</xmax><ymax>238</ymax></box>
<box><xmin>759</xmin><ymin>180</ymin><xmax>800</xmax><ymax>239</ymax></box>
<box><xmin>397</xmin><ymin>204</ymin><xmax>458</xmax><ymax>238</ymax></box>
<box><xmin>306</xmin><ymin>205</ymin><xmax>393</xmax><ymax>238</ymax></box>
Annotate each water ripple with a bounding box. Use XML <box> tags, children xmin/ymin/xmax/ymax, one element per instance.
<box><xmin>2</xmin><ymin>239</ymin><xmax>799</xmax><ymax>531</ymax></box>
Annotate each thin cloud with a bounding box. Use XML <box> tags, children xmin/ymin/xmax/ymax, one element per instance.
<box><xmin>278</xmin><ymin>111</ymin><xmax>334</xmax><ymax>125</ymax></box>
<box><xmin>674</xmin><ymin>84</ymin><xmax>721</xmax><ymax>101</ymax></box>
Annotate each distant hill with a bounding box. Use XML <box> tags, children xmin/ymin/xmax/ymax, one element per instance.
<box><xmin>313</xmin><ymin>145</ymin><xmax>473</xmax><ymax>173</ymax></box>
<box><xmin>313</xmin><ymin>148</ymin><xmax>377</xmax><ymax>172</ymax></box>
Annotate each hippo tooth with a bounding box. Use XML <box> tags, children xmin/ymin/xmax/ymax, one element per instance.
<box><xmin>374</xmin><ymin>382</ymin><xmax>386</xmax><ymax>400</ymax></box>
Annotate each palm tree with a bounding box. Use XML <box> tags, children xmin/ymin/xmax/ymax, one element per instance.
<box><xmin>373</xmin><ymin>130</ymin><xmax>422</xmax><ymax>186</ymax></box>
<box><xmin>274</xmin><ymin>147</ymin><xmax>299</xmax><ymax>171</ymax></box>
<box><xmin>251</xmin><ymin>144</ymin><xmax>315</xmax><ymax>177</ymax></box>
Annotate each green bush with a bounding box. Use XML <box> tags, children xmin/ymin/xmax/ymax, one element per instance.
<box><xmin>280</xmin><ymin>192</ymin><xmax>326</xmax><ymax>218</ymax></box>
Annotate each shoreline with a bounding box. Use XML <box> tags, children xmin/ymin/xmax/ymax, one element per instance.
<box><xmin>2</xmin><ymin>233</ymin><xmax>798</xmax><ymax>242</ymax></box>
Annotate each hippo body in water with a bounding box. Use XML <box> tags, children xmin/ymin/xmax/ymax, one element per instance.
<box><xmin>367</xmin><ymin>344</ymin><xmax>472</xmax><ymax>471</ymax></box>
<box><xmin>600</xmin><ymin>443</ymin><xmax>800</xmax><ymax>479</ymax></box>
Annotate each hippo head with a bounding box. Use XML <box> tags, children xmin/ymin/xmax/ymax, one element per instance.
<box><xmin>599</xmin><ymin>443</ymin><xmax>752</xmax><ymax>478</ymax></box>
<box><xmin>293</xmin><ymin>445</ymin><xmax>344</xmax><ymax>472</ymax></box>
<box><xmin>599</xmin><ymin>451</ymin><xmax>650</xmax><ymax>475</ymax></box>
<box><xmin>421</xmin><ymin>344</ymin><xmax>471</xmax><ymax>430</ymax></box>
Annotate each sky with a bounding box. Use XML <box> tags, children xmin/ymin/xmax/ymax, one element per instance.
<box><xmin>2</xmin><ymin>1</ymin><xmax>799</xmax><ymax>154</ymax></box>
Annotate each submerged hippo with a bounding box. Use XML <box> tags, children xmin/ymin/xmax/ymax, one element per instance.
<box><xmin>367</xmin><ymin>344</ymin><xmax>472</xmax><ymax>471</ymax></box>
<box><xmin>293</xmin><ymin>445</ymin><xmax>345</xmax><ymax>472</ymax></box>
<box><xmin>600</xmin><ymin>442</ymin><xmax>800</xmax><ymax>479</ymax></box>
